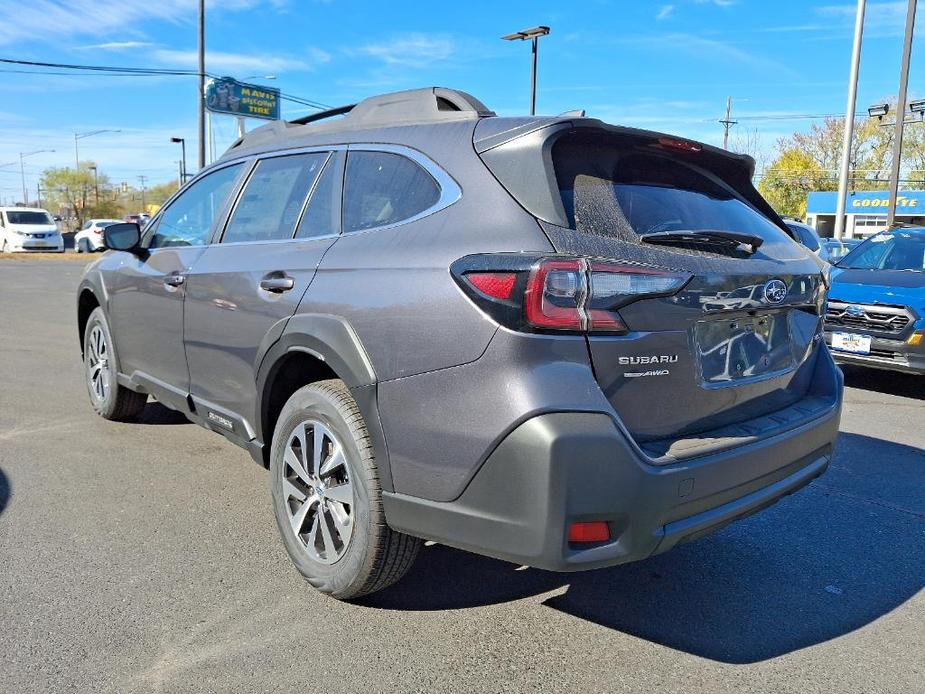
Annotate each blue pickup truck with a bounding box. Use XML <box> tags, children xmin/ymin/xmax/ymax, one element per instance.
<box><xmin>824</xmin><ymin>226</ymin><xmax>925</xmax><ymax>375</ymax></box>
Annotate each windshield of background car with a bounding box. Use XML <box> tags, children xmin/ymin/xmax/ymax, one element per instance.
<box><xmin>837</xmin><ymin>229</ymin><xmax>925</xmax><ymax>271</ymax></box>
<box><xmin>6</xmin><ymin>211</ymin><xmax>53</xmax><ymax>225</ymax></box>
<box><xmin>554</xmin><ymin>144</ymin><xmax>792</xmax><ymax>245</ymax></box>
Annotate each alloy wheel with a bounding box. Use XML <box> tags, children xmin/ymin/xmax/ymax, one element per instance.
<box><xmin>282</xmin><ymin>420</ymin><xmax>355</xmax><ymax>565</ymax></box>
<box><xmin>86</xmin><ymin>324</ymin><xmax>111</xmax><ymax>404</ymax></box>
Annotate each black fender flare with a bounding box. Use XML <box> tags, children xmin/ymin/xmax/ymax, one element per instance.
<box><xmin>254</xmin><ymin>314</ymin><xmax>394</xmax><ymax>491</ymax></box>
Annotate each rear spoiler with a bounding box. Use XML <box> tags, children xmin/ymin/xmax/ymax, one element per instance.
<box><xmin>474</xmin><ymin>118</ymin><xmax>795</xmax><ymax>240</ymax></box>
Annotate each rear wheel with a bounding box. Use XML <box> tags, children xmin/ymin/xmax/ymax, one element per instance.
<box><xmin>269</xmin><ymin>379</ymin><xmax>420</xmax><ymax>599</ymax></box>
<box><xmin>83</xmin><ymin>307</ymin><xmax>147</xmax><ymax>420</ymax></box>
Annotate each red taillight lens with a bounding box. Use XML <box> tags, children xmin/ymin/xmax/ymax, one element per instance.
<box><xmin>524</xmin><ymin>259</ymin><xmax>689</xmax><ymax>332</ymax></box>
<box><xmin>525</xmin><ymin>259</ymin><xmax>586</xmax><ymax>330</ymax></box>
<box><xmin>568</xmin><ymin>521</ymin><xmax>610</xmax><ymax>543</ymax></box>
<box><xmin>93</xmin><ymin>228</ymin><xmax>102</xmax><ymax>234</ymax></box>
<box><xmin>465</xmin><ymin>272</ymin><xmax>516</xmax><ymax>300</ymax></box>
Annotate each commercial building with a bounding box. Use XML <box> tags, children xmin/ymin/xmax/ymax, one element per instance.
<box><xmin>805</xmin><ymin>190</ymin><xmax>925</xmax><ymax>238</ymax></box>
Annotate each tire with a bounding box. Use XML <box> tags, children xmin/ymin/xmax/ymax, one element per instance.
<box><xmin>269</xmin><ymin>379</ymin><xmax>420</xmax><ymax>600</ymax></box>
<box><xmin>1</xmin><ymin>240</ymin><xmax>8</xmax><ymax>253</ymax></box>
<box><xmin>76</xmin><ymin>239</ymin><xmax>84</xmax><ymax>253</ymax></box>
<box><xmin>83</xmin><ymin>307</ymin><xmax>147</xmax><ymax>421</ymax></box>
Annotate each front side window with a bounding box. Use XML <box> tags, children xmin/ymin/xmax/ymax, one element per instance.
<box><xmin>342</xmin><ymin>151</ymin><xmax>440</xmax><ymax>233</ymax></box>
<box><xmin>223</xmin><ymin>153</ymin><xmax>328</xmax><ymax>244</ymax></box>
<box><xmin>150</xmin><ymin>163</ymin><xmax>243</xmax><ymax>248</ymax></box>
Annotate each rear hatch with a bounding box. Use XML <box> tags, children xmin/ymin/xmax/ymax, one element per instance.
<box><xmin>476</xmin><ymin>120</ymin><xmax>828</xmax><ymax>452</ymax></box>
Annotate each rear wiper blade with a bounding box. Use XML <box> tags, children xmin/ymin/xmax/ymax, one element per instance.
<box><xmin>639</xmin><ymin>230</ymin><xmax>764</xmax><ymax>253</ymax></box>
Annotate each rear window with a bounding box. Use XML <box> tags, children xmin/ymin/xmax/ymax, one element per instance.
<box><xmin>6</xmin><ymin>211</ymin><xmax>53</xmax><ymax>225</ymax></box>
<box><xmin>553</xmin><ymin>140</ymin><xmax>791</xmax><ymax>246</ymax></box>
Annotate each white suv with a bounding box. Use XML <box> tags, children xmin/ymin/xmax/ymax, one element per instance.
<box><xmin>75</xmin><ymin>219</ymin><xmax>124</xmax><ymax>253</ymax></box>
<box><xmin>0</xmin><ymin>207</ymin><xmax>64</xmax><ymax>253</ymax></box>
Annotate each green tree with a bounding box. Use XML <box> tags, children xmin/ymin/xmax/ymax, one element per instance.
<box><xmin>758</xmin><ymin>148</ymin><xmax>831</xmax><ymax>218</ymax></box>
<box><xmin>146</xmin><ymin>180</ymin><xmax>180</xmax><ymax>209</ymax></box>
<box><xmin>40</xmin><ymin>163</ymin><xmax>114</xmax><ymax>230</ymax></box>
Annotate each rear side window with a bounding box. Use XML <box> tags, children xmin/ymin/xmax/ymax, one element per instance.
<box><xmin>343</xmin><ymin>151</ymin><xmax>440</xmax><ymax>232</ymax></box>
<box><xmin>553</xmin><ymin>138</ymin><xmax>790</xmax><ymax>246</ymax></box>
<box><xmin>223</xmin><ymin>153</ymin><xmax>328</xmax><ymax>243</ymax></box>
<box><xmin>787</xmin><ymin>223</ymin><xmax>820</xmax><ymax>251</ymax></box>
<box><xmin>150</xmin><ymin>163</ymin><xmax>243</xmax><ymax>248</ymax></box>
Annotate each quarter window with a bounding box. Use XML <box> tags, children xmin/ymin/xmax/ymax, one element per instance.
<box><xmin>223</xmin><ymin>153</ymin><xmax>328</xmax><ymax>244</ymax></box>
<box><xmin>343</xmin><ymin>151</ymin><xmax>440</xmax><ymax>233</ymax></box>
<box><xmin>150</xmin><ymin>163</ymin><xmax>243</xmax><ymax>248</ymax></box>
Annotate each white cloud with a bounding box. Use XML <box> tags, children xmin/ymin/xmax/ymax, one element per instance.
<box><xmin>152</xmin><ymin>47</ymin><xmax>330</xmax><ymax>74</ymax></box>
<box><xmin>78</xmin><ymin>41</ymin><xmax>155</xmax><ymax>51</ymax></box>
<box><xmin>657</xmin><ymin>5</ymin><xmax>675</xmax><ymax>20</ymax></box>
<box><xmin>354</xmin><ymin>33</ymin><xmax>456</xmax><ymax>68</ymax></box>
<box><xmin>0</xmin><ymin>0</ymin><xmax>284</xmax><ymax>47</ymax></box>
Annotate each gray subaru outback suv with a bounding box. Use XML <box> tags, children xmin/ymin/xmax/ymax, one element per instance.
<box><xmin>77</xmin><ymin>88</ymin><xmax>843</xmax><ymax>599</ymax></box>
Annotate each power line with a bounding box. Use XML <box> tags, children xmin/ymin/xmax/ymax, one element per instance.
<box><xmin>0</xmin><ymin>57</ymin><xmax>331</xmax><ymax>110</ymax></box>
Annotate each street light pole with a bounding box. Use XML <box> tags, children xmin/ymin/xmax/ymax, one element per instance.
<box><xmin>170</xmin><ymin>137</ymin><xmax>187</xmax><ymax>183</ymax></box>
<box><xmin>74</xmin><ymin>130</ymin><xmax>120</xmax><ymax>171</ymax></box>
<box><xmin>501</xmin><ymin>26</ymin><xmax>550</xmax><ymax>115</ymax></box>
<box><xmin>886</xmin><ymin>0</ymin><xmax>917</xmax><ymax>228</ymax></box>
<box><xmin>198</xmin><ymin>0</ymin><xmax>206</xmax><ymax>170</ymax></box>
<box><xmin>834</xmin><ymin>0</ymin><xmax>866</xmax><ymax>240</ymax></box>
<box><xmin>19</xmin><ymin>149</ymin><xmax>55</xmax><ymax>205</ymax></box>
<box><xmin>89</xmin><ymin>165</ymin><xmax>99</xmax><ymax>204</ymax></box>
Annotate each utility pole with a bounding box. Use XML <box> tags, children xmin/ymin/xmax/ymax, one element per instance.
<box><xmin>198</xmin><ymin>0</ymin><xmax>206</xmax><ymax>170</ymax></box>
<box><xmin>886</xmin><ymin>0</ymin><xmax>917</xmax><ymax>228</ymax></box>
<box><xmin>719</xmin><ymin>97</ymin><xmax>737</xmax><ymax>150</ymax></box>
<box><xmin>137</xmin><ymin>175</ymin><xmax>148</xmax><ymax>210</ymax></box>
<box><xmin>834</xmin><ymin>0</ymin><xmax>867</xmax><ymax>240</ymax></box>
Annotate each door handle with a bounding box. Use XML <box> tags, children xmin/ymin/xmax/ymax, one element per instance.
<box><xmin>164</xmin><ymin>273</ymin><xmax>185</xmax><ymax>287</ymax></box>
<box><xmin>259</xmin><ymin>274</ymin><xmax>295</xmax><ymax>293</ymax></box>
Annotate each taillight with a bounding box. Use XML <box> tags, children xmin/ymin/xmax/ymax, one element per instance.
<box><xmin>524</xmin><ymin>258</ymin><xmax>689</xmax><ymax>332</ymax></box>
<box><xmin>453</xmin><ymin>254</ymin><xmax>690</xmax><ymax>335</ymax></box>
<box><xmin>93</xmin><ymin>228</ymin><xmax>102</xmax><ymax>234</ymax></box>
<box><xmin>465</xmin><ymin>272</ymin><xmax>516</xmax><ymax>300</ymax></box>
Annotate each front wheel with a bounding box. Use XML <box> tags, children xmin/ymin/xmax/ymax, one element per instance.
<box><xmin>83</xmin><ymin>307</ymin><xmax>147</xmax><ymax>420</ymax></box>
<box><xmin>269</xmin><ymin>380</ymin><xmax>420</xmax><ymax>600</ymax></box>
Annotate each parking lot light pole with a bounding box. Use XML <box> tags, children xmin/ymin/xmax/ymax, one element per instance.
<box><xmin>834</xmin><ymin>0</ymin><xmax>866</xmax><ymax>240</ymax></box>
<box><xmin>19</xmin><ymin>149</ymin><xmax>55</xmax><ymax>205</ymax></box>
<box><xmin>198</xmin><ymin>0</ymin><xmax>206</xmax><ymax>170</ymax></box>
<box><xmin>74</xmin><ymin>130</ymin><xmax>120</xmax><ymax>170</ymax></box>
<box><xmin>501</xmin><ymin>26</ymin><xmax>551</xmax><ymax>115</ymax></box>
<box><xmin>886</xmin><ymin>0</ymin><xmax>918</xmax><ymax>228</ymax></box>
<box><xmin>170</xmin><ymin>137</ymin><xmax>187</xmax><ymax>184</ymax></box>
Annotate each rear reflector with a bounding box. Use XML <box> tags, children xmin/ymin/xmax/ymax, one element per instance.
<box><xmin>568</xmin><ymin>521</ymin><xmax>610</xmax><ymax>543</ymax></box>
<box><xmin>465</xmin><ymin>272</ymin><xmax>517</xmax><ymax>300</ymax></box>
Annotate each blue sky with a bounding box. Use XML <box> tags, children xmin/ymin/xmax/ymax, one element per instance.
<box><xmin>0</xmin><ymin>0</ymin><xmax>920</xmax><ymax>204</ymax></box>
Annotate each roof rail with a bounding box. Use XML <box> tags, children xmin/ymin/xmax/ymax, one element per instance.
<box><xmin>290</xmin><ymin>103</ymin><xmax>356</xmax><ymax>126</ymax></box>
<box><xmin>288</xmin><ymin>87</ymin><xmax>495</xmax><ymax>133</ymax></box>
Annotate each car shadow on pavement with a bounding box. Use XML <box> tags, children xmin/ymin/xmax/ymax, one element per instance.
<box><xmin>365</xmin><ymin>433</ymin><xmax>924</xmax><ymax>665</ymax></box>
<box><xmin>0</xmin><ymin>467</ymin><xmax>9</xmax><ymax>516</ymax></box>
<box><xmin>134</xmin><ymin>401</ymin><xmax>193</xmax><ymax>426</ymax></box>
<box><xmin>840</xmin><ymin>364</ymin><xmax>924</xmax><ymax>400</ymax></box>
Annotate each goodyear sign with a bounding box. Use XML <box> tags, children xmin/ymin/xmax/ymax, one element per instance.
<box><xmin>806</xmin><ymin>190</ymin><xmax>925</xmax><ymax>216</ymax></box>
<box><xmin>205</xmin><ymin>77</ymin><xmax>280</xmax><ymax>120</ymax></box>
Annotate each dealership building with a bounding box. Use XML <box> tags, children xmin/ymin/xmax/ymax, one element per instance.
<box><xmin>805</xmin><ymin>190</ymin><xmax>925</xmax><ymax>238</ymax></box>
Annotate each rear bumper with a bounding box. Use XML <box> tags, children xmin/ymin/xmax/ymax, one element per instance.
<box><xmin>384</xmin><ymin>356</ymin><xmax>843</xmax><ymax>572</ymax></box>
<box><xmin>824</xmin><ymin>331</ymin><xmax>925</xmax><ymax>375</ymax></box>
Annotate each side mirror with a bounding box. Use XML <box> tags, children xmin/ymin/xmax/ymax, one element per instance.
<box><xmin>103</xmin><ymin>223</ymin><xmax>142</xmax><ymax>252</ymax></box>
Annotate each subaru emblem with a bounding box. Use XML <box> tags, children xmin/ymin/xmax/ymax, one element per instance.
<box><xmin>762</xmin><ymin>279</ymin><xmax>788</xmax><ymax>304</ymax></box>
<box><xmin>845</xmin><ymin>304</ymin><xmax>864</xmax><ymax>317</ymax></box>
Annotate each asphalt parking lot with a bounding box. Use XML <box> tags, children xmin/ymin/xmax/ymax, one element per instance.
<box><xmin>1</xmin><ymin>258</ymin><xmax>922</xmax><ymax>694</ymax></box>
